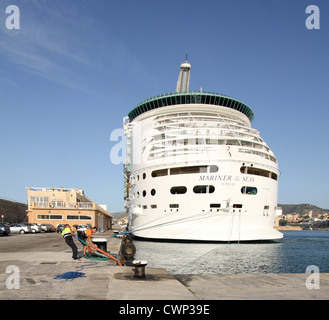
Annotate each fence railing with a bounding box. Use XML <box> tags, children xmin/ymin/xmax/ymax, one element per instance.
<box><xmin>31</xmin><ymin>202</ymin><xmax>94</xmax><ymax>209</ymax></box>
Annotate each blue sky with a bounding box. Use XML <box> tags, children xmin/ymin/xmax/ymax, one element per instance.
<box><xmin>0</xmin><ymin>0</ymin><xmax>328</xmax><ymax>212</ymax></box>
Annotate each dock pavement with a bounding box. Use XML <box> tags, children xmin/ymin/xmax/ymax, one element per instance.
<box><xmin>0</xmin><ymin>231</ymin><xmax>328</xmax><ymax>300</ymax></box>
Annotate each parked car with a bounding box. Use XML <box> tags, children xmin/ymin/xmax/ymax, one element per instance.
<box><xmin>75</xmin><ymin>224</ymin><xmax>91</xmax><ymax>231</ymax></box>
<box><xmin>10</xmin><ymin>223</ymin><xmax>32</xmax><ymax>234</ymax></box>
<box><xmin>0</xmin><ymin>223</ymin><xmax>10</xmax><ymax>236</ymax></box>
<box><xmin>40</xmin><ymin>224</ymin><xmax>56</xmax><ymax>232</ymax></box>
<box><xmin>22</xmin><ymin>223</ymin><xmax>42</xmax><ymax>233</ymax></box>
<box><xmin>56</xmin><ymin>224</ymin><xmax>65</xmax><ymax>233</ymax></box>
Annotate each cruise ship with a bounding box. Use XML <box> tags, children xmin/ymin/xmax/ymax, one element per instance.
<box><xmin>123</xmin><ymin>59</ymin><xmax>283</xmax><ymax>241</ymax></box>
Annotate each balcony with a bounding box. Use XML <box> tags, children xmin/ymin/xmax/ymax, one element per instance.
<box><xmin>30</xmin><ymin>202</ymin><xmax>94</xmax><ymax>209</ymax></box>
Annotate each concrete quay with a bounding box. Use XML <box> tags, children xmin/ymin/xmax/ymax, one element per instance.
<box><xmin>0</xmin><ymin>232</ymin><xmax>328</xmax><ymax>300</ymax></box>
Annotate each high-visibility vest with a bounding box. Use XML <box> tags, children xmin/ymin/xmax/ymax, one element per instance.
<box><xmin>62</xmin><ymin>227</ymin><xmax>72</xmax><ymax>238</ymax></box>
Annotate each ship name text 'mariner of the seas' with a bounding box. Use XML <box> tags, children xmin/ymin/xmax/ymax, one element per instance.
<box><xmin>123</xmin><ymin>58</ymin><xmax>283</xmax><ymax>241</ymax></box>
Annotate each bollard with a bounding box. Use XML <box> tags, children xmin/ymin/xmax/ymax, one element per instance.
<box><xmin>133</xmin><ymin>260</ymin><xmax>147</xmax><ymax>279</ymax></box>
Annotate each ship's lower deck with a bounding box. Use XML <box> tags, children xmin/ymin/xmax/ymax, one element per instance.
<box><xmin>127</xmin><ymin>161</ymin><xmax>281</xmax><ymax>241</ymax></box>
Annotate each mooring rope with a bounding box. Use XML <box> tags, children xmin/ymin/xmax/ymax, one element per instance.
<box><xmin>119</xmin><ymin>210</ymin><xmax>232</xmax><ymax>236</ymax></box>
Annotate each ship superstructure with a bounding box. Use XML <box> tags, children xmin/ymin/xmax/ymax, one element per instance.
<box><xmin>123</xmin><ymin>59</ymin><xmax>282</xmax><ymax>241</ymax></box>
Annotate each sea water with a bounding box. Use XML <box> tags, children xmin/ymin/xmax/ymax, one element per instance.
<box><xmin>133</xmin><ymin>230</ymin><xmax>329</xmax><ymax>274</ymax></box>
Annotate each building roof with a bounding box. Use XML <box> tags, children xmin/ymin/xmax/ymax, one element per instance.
<box><xmin>128</xmin><ymin>91</ymin><xmax>254</xmax><ymax>122</ymax></box>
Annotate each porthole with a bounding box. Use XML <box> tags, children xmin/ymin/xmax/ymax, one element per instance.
<box><xmin>170</xmin><ymin>186</ymin><xmax>187</xmax><ymax>194</ymax></box>
<box><xmin>193</xmin><ymin>185</ymin><xmax>215</xmax><ymax>194</ymax></box>
<box><xmin>143</xmin><ymin>173</ymin><xmax>146</xmax><ymax>179</ymax></box>
<box><xmin>142</xmin><ymin>190</ymin><xmax>146</xmax><ymax>197</ymax></box>
<box><xmin>151</xmin><ymin>189</ymin><xmax>156</xmax><ymax>196</ymax></box>
<box><xmin>241</xmin><ymin>186</ymin><xmax>257</xmax><ymax>195</ymax></box>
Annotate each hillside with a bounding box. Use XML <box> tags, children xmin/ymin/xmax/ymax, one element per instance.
<box><xmin>111</xmin><ymin>211</ymin><xmax>127</xmax><ymax>219</ymax></box>
<box><xmin>0</xmin><ymin>198</ymin><xmax>27</xmax><ymax>223</ymax></box>
<box><xmin>279</xmin><ymin>203</ymin><xmax>329</xmax><ymax>217</ymax></box>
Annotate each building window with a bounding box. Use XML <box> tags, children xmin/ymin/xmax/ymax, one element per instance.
<box><xmin>67</xmin><ymin>215</ymin><xmax>92</xmax><ymax>220</ymax></box>
<box><xmin>36</xmin><ymin>215</ymin><xmax>49</xmax><ymax>220</ymax></box>
<box><xmin>67</xmin><ymin>215</ymin><xmax>79</xmax><ymax>220</ymax></box>
<box><xmin>51</xmin><ymin>200</ymin><xmax>63</xmax><ymax>208</ymax></box>
<box><xmin>170</xmin><ymin>186</ymin><xmax>187</xmax><ymax>194</ymax></box>
<box><xmin>50</xmin><ymin>215</ymin><xmax>63</xmax><ymax>220</ymax></box>
<box><xmin>193</xmin><ymin>185</ymin><xmax>215</xmax><ymax>194</ymax></box>
<box><xmin>241</xmin><ymin>186</ymin><xmax>258</xmax><ymax>195</ymax></box>
<box><xmin>79</xmin><ymin>215</ymin><xmax>92</xmax><ymax>220</ymax></box>
<box><xmin>36</xmin><ymin>214</ymin><xmax>63</xmax><ymax>220</ymax></box>
<box><xmin>30</xmin><ymin>197</ymin><xmax>49</xmax><ymax>207</ymax></box>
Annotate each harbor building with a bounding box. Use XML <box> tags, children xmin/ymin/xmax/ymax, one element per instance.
<box><xmin>26</xmin><ymin>187</ymin><xmax>112</xmax><ymax>231</ymax></box>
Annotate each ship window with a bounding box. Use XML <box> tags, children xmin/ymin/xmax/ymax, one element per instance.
<box><xmin>151</xmin><ymin>169</ymin><xmax>168</xmax><ymax>177</ymax></box>
<box><xmin>233</xmin><ymin>204</ymin><xmax>243</xmax><ymax>208</ymax></box>
<box><xmin>169</xmin><ymin>204</ymin><xmax>179</xmax><ymax>208</ymax></box>
<box><xmin>143</xmin><ymin>205</ymin><xmax>147</xmax><ymax>209</ymax></box>
<box><xmin>151</xmin><ymin>189</ymin><xmax>156</xmax><ymax>196</ymax></box>
<box><xmin>240</xmin><ymin>166</ymin><xmax>278</xmax><ymax>181</ymax></box>
<box><xmin>170</xmin><ymin>165</ymin><xmax>207</xmax><ymax>175</ymax></box>
<box><xmin>210</xmin><ymin>203</ymin><xmax>221</xmax><ymax>208</ymax></box>
<box><xmin>143</xmin><ymin>173</ymin><xmax>146</xmax><ymax>179</ymax></box>
<box><xmin>151</xmin><ymin>204</ymin><xmax>157</xmax><ymax>209</ymax></box>
<box><xmin>241</xmin><ymin>186</ymin><xmax>258</xmax><ymax>195</ymax></box>
<box><xmin>170</xmin><ymin>186</ymin><xmax>187</xmax><ymax>194</ymax></box>
<box><xmin>209</xmin><ymin>165</ymin><xmax>218</xmax><ymax>173</ymax></box>
<box><xmin>142</xmin><ymin>190</ymin><xmax>146</xmax><ymax>197</ymax></box>
<box><xmin>193</xmin><ymin>185</ymin><xmax>215</xmax><ymax>194</ymax></box>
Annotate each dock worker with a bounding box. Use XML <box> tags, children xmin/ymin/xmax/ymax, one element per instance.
<box><xmin>62</xmin><ymin>224</ymin><xmax>80</xmax><ymax>260</ymax></box>
<box><xmin>83</xmin><ymin>226</ymin><xmax>97</xmax><ymax>256</ymax></box>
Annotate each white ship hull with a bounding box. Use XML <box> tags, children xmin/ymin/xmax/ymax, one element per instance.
<box><xmin>123</xmin><ymin>60</ymin><xmax>283</xmax><ymax>242</ymax></box>
<box><xmin>131</xmin><ymin>213</ymin><xmax>283</xmax><ymax>242</ymax></box>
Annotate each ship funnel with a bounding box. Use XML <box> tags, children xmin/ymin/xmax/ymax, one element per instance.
<box><xmin>176</xmin><ymin>55</ymin><xmax>191</xmax><ymax>92</ymax></box>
